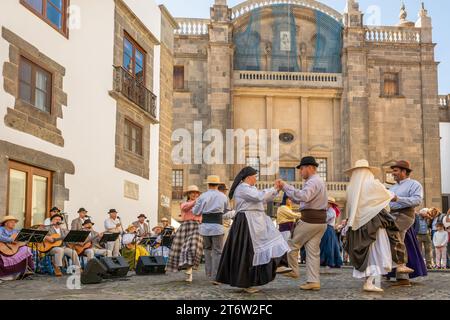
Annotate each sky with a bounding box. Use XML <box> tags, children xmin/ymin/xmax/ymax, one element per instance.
<box><xmin>157</xmin><ymin>0</ymin><xmax>450</xmax><ymax>95</ymax></box>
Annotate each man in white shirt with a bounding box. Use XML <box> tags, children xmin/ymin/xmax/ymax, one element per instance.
<box><xmin>104</xmin><ymin>209</ymin><xmax>122</xmax><ymax>256</ymax></box>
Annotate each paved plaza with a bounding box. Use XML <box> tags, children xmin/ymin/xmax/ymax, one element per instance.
<box><xmin>1</xmin><ymin>266</ymin><xmax>449</xmax><ymax>300</ymax></box>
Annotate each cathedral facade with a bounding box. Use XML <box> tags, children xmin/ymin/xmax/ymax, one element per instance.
<box><xmin>171</xmin><ymin>0</ymin><xmax>448</xmax><ymax>216</ymax></box>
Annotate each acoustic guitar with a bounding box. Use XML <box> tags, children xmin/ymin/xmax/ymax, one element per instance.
<box><xmin>67</xmin><ymin>241</ymin><xmax>92</xmax><ymax>255</ymax></box>
<box><xmin>0</xmin><ymin>242</ymin><xmax>27</xmax><ymax>256</ymax></box>
<box><xmin>36</xmin><ymin>234</ymin><xmax>64</xmax><ymax>253</ymax></box>
<box><xmin>66</xmin><ymin>232</ymin><xmax>103</xmax><ymax>255</ymax></box>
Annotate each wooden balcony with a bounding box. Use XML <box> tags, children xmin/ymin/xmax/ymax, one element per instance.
<box><xmin>113</xmin><ymin>66</ymin><xmax>157</xmax><ymax>120</ymax></box>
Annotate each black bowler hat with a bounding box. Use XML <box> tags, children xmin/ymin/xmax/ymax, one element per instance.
<box><xmin>296</xmin><ymin>156</ymin><xmax>319</xmax><ymax>169</ymax></box>
<box><xmin>78</xmin><ymin>208</ymin><xmax>88</xmax><ymax>213</ymax></box>
<box><xmin>50</xmin><ymin>207</ymin><xmax>60</xmax><ymax>213</ymax></box>
<box><xmin>137</xmin><ymin>214</ymin><xmax>147</xmax><ymax>219</ymax></box>
<box><xmin>108</xmin><ymin>209</ymin><xmax>118</xmax><ymax>214</ymax></box>
<box><xmin>50</xmin><ymin>214</ymin><xmax>64</xmax><ymax>222</ymax></box>
<box><xmin>82</xmin><ymin>219</ymin><xmax>94</xmax><ymax>226</ymax></box>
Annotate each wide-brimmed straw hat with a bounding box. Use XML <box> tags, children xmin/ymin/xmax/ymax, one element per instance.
<box><xmin>206</xmin><ymin>175</ymin><xmax>222</xmax><ymax>185</ymax></box>
<box><xmin>152</xmin><ymin>224</ymin><xmax>163</xmax><ymax>232</ymax></box>
<box><xmin>344</xmin><ymin>159</ymin><xmax>380</xmax><ymax>176</ymax></box>
<box><xmin>0</xmin><ymin>215</ymin><xmax>19</xmax><ymax>226</ymax></box>
<box><xmin>183</xmin><ymin>185</ymin><xmax>200</xmax><ymax>195</ymax></box>
<box><xmin>328</xmin><ymin>197</ymin><xmax>338</xmax><ymax>206</ymax></box>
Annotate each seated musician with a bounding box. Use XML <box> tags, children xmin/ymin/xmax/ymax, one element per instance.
<box><xmin>149</xmin><ymin>225</ymin><xmax>170</xmax><ymax>258</ymax></box>
<box><xmin>132</xmin><ymin>214</ymin><xmax>150</xmax><ymax>238</ymax></box>
<box><xmin>45</xmin><ymin>214</ymin><xmax>81</xmax><ymax>276</ymax></box>
<box><xmin>81</xmin><ymin>219</ymin><xmax>112</xmax><ymax>260</ymax></box>
<box><xmin>0</xmin><ymin>216</ymin><xmax>33</xmax><ymax>280</ymax></box>
<box><xmin>121</xmin><ymin>225</ymin><xmax>149</xmax><ymax>270</ymax></box>
<box><xmin>161</xmin><ymin>217</ymin><xmax>174</xmax><ymax>232</ymax></box>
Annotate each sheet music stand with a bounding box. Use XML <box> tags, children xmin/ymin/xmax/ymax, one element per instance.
<box><xmin>64</xmin><ymin>230</ymin><xmax>90</xmax><ymax>244</ymax></box>
<box><xmin>99</xmin><ymin>233</ymin><xmax>120</xmax><ymax>244</ymax></box>
<box><xmin>16</xmin><ymin>229</ymin><xmax>48</xmax><ymax>273</ymax></box>
<box><xmin>63</xmin><ymin>231</ymin><xmax>91</xmax><ymax>269</ymax></box>
<box><xmin>16</xmin><ymin>229</ymin><xmax>48</xmax><ymax>244</ymax></box>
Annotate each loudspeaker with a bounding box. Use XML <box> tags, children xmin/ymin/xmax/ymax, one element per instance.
<box><xmin>81</xmin><ymin>259</ymin><xmax>108</xmax><ymax>284</ymax></box>
<box><xmin>136</xmin><ymin>256</ymin><xmax>166</xmax><ymax>275</ymax></box>
<box><xmin>100</xmin><ymin>256</ymin><xmax>130</xmax><ymax>278</ymax></box>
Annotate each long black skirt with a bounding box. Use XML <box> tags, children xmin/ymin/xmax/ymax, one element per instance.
<box><xmin>216</xmin><ymin>212</ymin><xmax>279</xmax><ymax>288</ymax></box>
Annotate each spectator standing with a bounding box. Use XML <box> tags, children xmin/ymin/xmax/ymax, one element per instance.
<box><xmin>433</xmin><ymin>222</ymin><xmax>449</xmax><ymax>269</ymax></box>
<box><xmin>415</xmin><ymin>208</ymin><xmax>433</xmax><ymax>268</ymax></box>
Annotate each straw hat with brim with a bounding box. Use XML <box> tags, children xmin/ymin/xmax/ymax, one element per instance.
<box><xmin>126</xmin><ymin>225</ymin><xmax>136</xmax><ymax>232</ymax></box>
<box><xmin>184</xmin><ymin>185</ymin><xmax>200</xmax><ymax>195</ymax></box>
<box><xmin>1</xmin><ymin>216</ymin><xmax>19</xmax><ymax>226</ymax></box>
<box><xmin>206</xmin><ymin>175</ymin><xmax>222</xmax><ymax>185</ymax></box>
<box><xmin>344</xmin><ymin>159</ymin><xmax>380</xmax><ymax>176</ymax></box>
<box><xmin>152</xmin><ymin>225</ymin><xmax>163</xmax><ymax>232</ymax></box>
<box><xmin>328</xmin><ymin>197</ymin><xmax>338</xmax><ymax>206</ymax></box>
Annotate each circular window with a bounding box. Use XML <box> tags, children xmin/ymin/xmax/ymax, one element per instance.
<box><xmin>279</xmin><ymin>132</ymin><xmax>295</xmax><ymax>144</ymax></box>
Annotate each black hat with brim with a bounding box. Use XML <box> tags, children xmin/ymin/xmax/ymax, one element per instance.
<box><xmin>50</xmin><ymin>214</ymin><xmax>64</xmax><ymax>221</ymax></box>
<box><xmin>82</xmin><ymin>219</ymin><xmax>94</xmax><ymax>226</ymax></box>
<box><xmin>296</xmin><ymin>156</ymin><xmax>319</xmax><ymax>169</ymax></box>
<box><xmin>78</xmin><ymin>208</ymin><xmax>88</xmax><ymax>213</ymax></box>
<box><xmin>50</xmin><ymin>207</ymin><xmax>60</xmax><ymax>213</ymax></box>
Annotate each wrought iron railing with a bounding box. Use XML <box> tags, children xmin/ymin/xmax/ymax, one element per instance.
<box><xmin>113</xmin><ymin>66</ymin><xmax>157</xmax><ymax>118</ymax></box>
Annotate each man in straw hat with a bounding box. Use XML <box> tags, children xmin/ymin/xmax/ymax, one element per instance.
<box><xmin>193</xmin><ymin>175</ymin><xmax>228</xmax><ymax>285</ymax></box>
<box><xmin>275</xmin><ymin>156</ymin><xmax>328</xmax><ymax>291</ymax></box>
<box><xmin>0</xmin><ymin>215</ymin><xmax>34</xmax><ymax>280</ymax></box>
<box><xmin>388</xmin><ymin>160</ymin><xmax>423</xmax><ymax>287</ymax></box>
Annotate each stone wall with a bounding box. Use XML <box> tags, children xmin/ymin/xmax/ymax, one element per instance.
<box><xmin>173</xmin><ymin>35</ymin><xmax>209</xmax><ymax>189</ymax></box>
<box><xmin>2</xmin><ymin>27</ymin><xmax>67</xmax><ymax>146</ymax></box>
<box><xmin>110</xmin><ymin>0</ymin><xmax>159</xmax><ymax>180</ymax></box>
<box><xmin>158</xmin><ymin>5</ymin><xmax>177</xmax><ymax>221</ymax></box>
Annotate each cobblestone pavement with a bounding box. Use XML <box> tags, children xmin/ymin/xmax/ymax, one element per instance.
<box><xmin>1</xmin><ymin>266</ymin><xmax>449</xmax><ymax>300</ymax></box>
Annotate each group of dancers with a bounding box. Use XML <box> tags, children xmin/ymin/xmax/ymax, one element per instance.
<box><xmin>166</xmin><ymin>156</ymin><xmax>427</xmax><ymax>293</ymax></box>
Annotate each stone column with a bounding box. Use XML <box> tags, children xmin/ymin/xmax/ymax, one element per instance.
<box><xmin>416</xmin><ymin>6</ymin><xmax>442</xmax><ymax>208</ymax></box>
<box><xmin>300</xmin><ymin>97</ymin><xmax>309</xmax><ymax>156</ymax></box>
<box><xmin>342</xmin><ymin>0</ymin><xmax>369</xmax><ymax>170</ymax></box>
<box><xmin>158</xmin><ymin>5</ymin><xmax>178</xmax><ymax>220</ymax></box>
<box><xmin>207</xmin><ymin>0</ymin><xmax>232</xmax><ymax>182</ymax></box>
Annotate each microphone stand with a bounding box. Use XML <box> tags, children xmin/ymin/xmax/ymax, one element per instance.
<box><xmin>117</xmin><ymin>216</ymin><xmax>125</xmax><ymax>253</ymax></box>
<box><xmin>133</xmin><ymin>232</ymin><xmax>138</xmax><ymax>270</ymax></box>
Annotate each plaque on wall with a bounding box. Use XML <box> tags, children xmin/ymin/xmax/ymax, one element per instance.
<box><xmin>124</xmin><ymin>180</ymin><xmax>139</xmax><ymax>200</ymax></box>
<box><xmin>280</xmin><ymin>31</ymin><xmax>291</xmax><ymax>52</ymax></box>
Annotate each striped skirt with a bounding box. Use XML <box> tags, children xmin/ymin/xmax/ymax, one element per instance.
<box><xmin>166</xmin><ymin>220</ymin><xmax>203</xmax><ymax>272</ymax></box>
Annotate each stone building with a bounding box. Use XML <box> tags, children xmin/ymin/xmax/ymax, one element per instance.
<box><xmin>0</xmin><ymin>0</ymin><xmax>176</xmax><ymax>228</ymax></box>
<box><xmin>170</xmin><ymin>0</ymin><xmax>449</xmax><ymax>217</ymax></box>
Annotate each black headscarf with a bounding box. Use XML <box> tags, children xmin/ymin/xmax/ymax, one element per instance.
<box><xmin>229</xmin><ymin>166</ymin><xmax>258</xmax><ymax>200</ymax></box>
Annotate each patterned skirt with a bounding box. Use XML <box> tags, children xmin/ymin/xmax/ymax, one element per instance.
<box><xmin>166</xmin><ymin>221</ymin><xmax>203</xmax><ymax>272</ymax></box>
